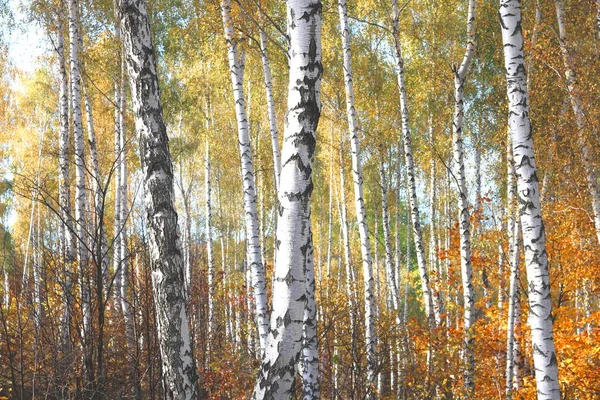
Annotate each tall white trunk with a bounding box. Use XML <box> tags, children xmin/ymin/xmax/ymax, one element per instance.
<box><xmin>380</xmin><ymin>161</ymin><xmax>400</xmax><ymax>315</ymax></box>
<box><xmin>392</xmin><ymin>0</ymin><xmax>436</xmax><ymax>327</ymax></box>
<box><xmin>56</xmin><ymin>10</ymin><xmax>74</xmax><ymax>351</ymax></box>
<box><xmin>301</xmin><ymin>233</ymin><xmax>319</xmax><ymax>399</ymax></box>
<box><xmin>205</xmin><ymin>140</ymin><xmax>216</xmax><ymax>349</ymax></box>
<box><xmin>113</xmin><ymin>67</ymin><xmax>123</xmax><ymax>316</ymax></box>
<box><xmin>119</xmin><ymin>0</ymin><xmax>198</xmax><ymax>396</ymax></box>
<box><xmin>253</xmin><ymin>1</ymin><xmax>322</xmax><ymax>397</ymax></box>
<box><xmin>338</xmin><ymin>1</ymin><xmax>377</xmax><ymax>390</ymax></box>
<box><xmin>505</xmin><ymin>138</ymin><xmax>522</xmax><ymax>398</ymax></box>
<box><xmin>259</xmin><ymin>29</ymin><xmax>282</xmax><ymax>192</ymax></box>
<box><xmin>427</xmin><ymin>124</ymin><xmax>442</xmax><ymax>325</ymax></box>
<box><xmin>220</xmin><ymin>0</ymin><xmax>268</xmax><ymax>351</ymax></box>
<box><xmin>452</xmin><ymin>0</ymin><xmax>476</xmax><ymax>390</ymax></box>
<box><xmin>499</xmin><ymin>1</ymin><xmax>560</xmax><ymax>398</ymax></box>
<box><xmin>554</xmin><ymin>0</ymin><xmax>600</xmax><ymax>245</ymax></box>
<box><xmin>67</xmin><ymin>0</ymin><xmax>91</xmax><ymax>344</ymax></box>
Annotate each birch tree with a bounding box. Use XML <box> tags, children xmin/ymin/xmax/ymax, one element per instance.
<box><xmin>253</xmin><ymin>0</ymin><xmax>322</xmax><ymax>397</ymax></box>
<box><xmin>452</xmin><ymin>0</ymin><xmax>476</xmax><ymax>390</ymax></box>
<box><xmin>118</xmin><ymin>0</ymin><xmax>198</xmax><ymax>397</ymax></box>
<box><xmin>67</xmin><ymin>0</ymin><xmax>91</xmax><ymax>349</ymax></box>
<box><xmin>55</xmin><ymin>8</ymin><xmax>75</xmax><ymax>352</ymax></box>
<box><xmin>505</xmin><ymin>137</ymin><xmax>522</xmax><ymax>398</ymax></box>
<box><xmin>337</xmin><ymin>0</ymin><xmax>377</xmax><ymax>391</ymax></box>
<box><xmin>391</xmin><ymin>0</ymin><xmax>436</xmax><ymax>327</ymax></box>
<box><xmin>499</xmin><ymin>1</ymin><xmax>560</xmax><ymax>398</ymax></box>
<box><xmin>259</xmin><ymin>29</ymin><xmax>282</xmax><ymax>191</ymax></box>
<box><xmin>220</xmin><ymin>0</ymin><xmax>268</xmax><ymax>351</ymax></box>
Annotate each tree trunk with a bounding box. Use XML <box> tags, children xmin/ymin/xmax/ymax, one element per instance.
<box><xmin>205</xmin><ymin>140</ymin><xmax>215</xmax><ymax>353</ymax></box>
<box><xmin>259</xmin><ymin>29</ymin><xmax>282</xmax><ymax>192</ymax></box>
<box><xmin>337</xmin><ymin>1</ymin><xmax>377</xmax><ymax>392</ymax></box>
<box><xmin>119</xmin><ymin>0</ymin><xmax>198</xmax><ymax>397</ymax></box>
<box><xmin>554</xmin><ymin>0</ymin><xmax>600</xmax><ymax>246</ymax></box>
<box><xmin>220</xmin><ymin>0</ymin><xmax>268</xmax><ymax>352</ymax></box>
<box><xmin>380</xmin><ymin>160</ymin><xmax>400</xmax><ymax>315</ymax></box>
<box><xmin>253</xmin><ymin>1</ymin><xmax>322</xmax><ymax>397</ymax></box>
<box><xmin>56</xmin><ymin>7</ymin><xmax>75</xmax><ymax>355</ymax></box>
<box><xmin>452</xmin><ymin>0</ymin><xmax>476</xmax><ymax>391</ymax></box>
<box><xmin>499</xmin><ymin>1</ymin><xmax>560</xmax><ymax>398</ymax></box>
<box><xmin>505</xmin><ymin>138</ymin><xmax>522</xmax><ymax>399</ymax></box>
<box><xmin>67</xmin><ymin>1</ymin><xmax>92</xmax><ymax>383</ymax></box>
<box><xmin>392</xmin><ymin>0</ymin><xmax>436</xmax><ymax>328</ymax></box>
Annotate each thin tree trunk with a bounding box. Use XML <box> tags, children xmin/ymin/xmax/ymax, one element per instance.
<box><xmin>337</xmin><ymin>1</ymin><xmax>377</xmax><ymax>392</ymax></box>
<box><xmin>220</xmin><ymin>0</ymin><xmax>268</xmax><ymax>351</ymax></box>
<box><xmin>452</xmin><ymin>0</ymin><xmax>476</xmax><ymax>391</ymax></box>
<box><xmin>505</xmin><ymin>136</ymin><xmax>522</xmax><ymax>398</ymax></box>
<box><xmin>56</xmin><ymin>6</ymin><xmax>75</xmax><ymax>355</ymax></box>
<box><xmin>253</xmin><ymin>1</ymin><xmax>322</xmax><ymax>397</ymax></box>
<box><xmin>205</xmin><ymin>140</ymin><xmax>215</xmax><ymax>354</ymax></box>
<box><xmin>554</xmin><ymin>0</ymin><xmax>600</xmax><ymax>245</ymax></box>
<box><xmin>258</xmin><ymin>29</ymin><xmax>282</xmax><ymax>192</ymax></box>
<box><xmin>119</xmin><ymin>0</ymin><xmax>198</xmax><ymax>397</ymax></box>
<box><xmin>67</xmin><ymin>1</ymin><xmax>92</xmax><ymax>383</ymax></box>
<box><xmin>499</xmin><ymin>2</ymin><xmax>560</xmax><ymax>398</ymax></box>
<box><xmin>392</xmin><ymin>0</ymin><xmax>436</xmax><ymax>328</ymax></box>
<box><xmin>380</xmin><ymin>160</ymin><xmax>400</xmax><ymax>315</ymax></box>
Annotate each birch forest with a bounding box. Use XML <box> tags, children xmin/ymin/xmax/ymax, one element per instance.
<box><xmin>1</xmin><ymin>0</ymin><xmax>600</xmax><ymax>398</ymax></box>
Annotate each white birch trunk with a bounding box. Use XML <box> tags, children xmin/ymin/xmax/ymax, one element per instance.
<box><xmin>499</xmin><ymin>1</ymin><xmax>560</xmax><ymax>397</ymax></box>
<box><xmin>380</xmin><ymin>161</ymin><xmax>400</xmax><ymax>314</ymax></box>
<box><xmin>56</xmin><ymin>10</ymin><xmax>74</xmax><ymax>351</ymax></box>
<box><xmin>337</xmin><ymin>1</ymin><xmax>377</xmax><ymax>390</ymax></box>
<box><xmin>554</xmin><ymin>0</ymin><xmax>600</xmax><ymax>246</ymax></box>
<box><xmin>505</xmin><ymin>138</ymin><xmax>522</xmax><ymax>398</ymax></box>
<box><xmin>392</xmin><ymin>0</ymin><xmax>436</xmax><ymax>327</ymax></box>
<box><xmin>205</xmin><ymin>140</ymin><xmax>216</xmax><ymax>348</ymax></box>
<box><xmin>67</xmin><ymin>0</ymin><xmax>91</xmax><ymax>344</ymax></box>
<box><xmin>427</xmin><ymin>124</ymin><xmax>442</xmax><ymax>325</ymax></box>
<box><xmin>220</xmin><ymin>0</ymin><xmax>268</xmax><ymax>351</ymax></box>
<box><xmin>253</xmin><ymin>1</ymin><xmax>322</xmax><ymax>397</ymax></box>
<box><xmin>452</xmin><ymin>0</ymin><xmax>476</xmax><ymax>391</ymax></box>
<box><xmin>119</xmin><ymin>0</ymin><xmax>198</xmax><ymax>396</ymax></box>
<box><xmin>113</xmin><ymin>11</ymin><xmax>124</xmax><ymax>312</ymax></box>
<box><xmin>259</xmin><ymin>29</ymin><xmax>282</xmax><ymax>192</ymax></box>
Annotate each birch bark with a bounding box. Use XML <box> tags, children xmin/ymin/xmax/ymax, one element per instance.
<box><xmin>253</xmin><ymin>1</ymin><xmax>322</xmax><ymax>397</ymax></box>
<box><xmin>499</xmin><ymin>1</ymin><xmax>560</xmax><ymax>398</ymax></box>
<box><xmin>392</xmin><ymin>0</ymin><xmax>436</xmax><ymax>327</ymax></box>
<box><xmin>337</xmin><ymin>0</ymin><xmax>377</xmax><ymax>390</ymax></box>
<box><xmin>505</xmin><ymin>137</ymin><xmax>522</xmax><ymax>398</ymax></box>
<box><xmin>259</xmin><ymin>29</ymin><xmax>282</xmax><ymax>192</ymax></box>
<box><xmin>67</xmin><ymin>0</ymin><xmax>91</xmax><ymax>348</ymax></box>
<box><xmin>119</xmin><ymin>0</ymin><xmax>198</xmax><ymax>397</ymax></box>
<box><xmin>220</xmin><ymin>0</ymin><xmax>268</xmax><ymax>351</ymax></box>
<box><xmin>56</xmin><ymin>9</ymin><xmax>74</xmax><ymax>352</ymax></box>
<box><xmin>205</xmin><ymin>140</ymin><xmax>216</xmax><ymax>349</ymax></box>
<box><xmin>452</xmin><ymin>0</ymin><xmax>476</xmax><ymax>391</ymax></box>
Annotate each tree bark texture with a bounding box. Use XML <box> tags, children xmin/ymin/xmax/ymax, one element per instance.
<box><xmin>119</xmin><ymin>1</ymin><xmax>198</xmax><ymax>397</ymax></box>
<box><xmin>253</xmin><ymin>1</ymin><xmax>322</xmax><ymax>397</ymax></box>
<box><xmin>499</xmin><ymin>1</ymin><xmax>560</xmax><ymax>398</ymax></box>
